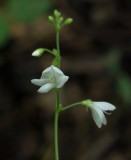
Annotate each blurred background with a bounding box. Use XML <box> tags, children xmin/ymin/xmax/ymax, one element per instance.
<box><xmin>0</xmin><ymin>0</ymin><xmax>131</xmax><ymax>160</ymax></box>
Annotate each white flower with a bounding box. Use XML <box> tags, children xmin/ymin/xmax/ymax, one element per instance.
<box><xmin>82</xmin><ymin>100</ymin><xmax>116</xmax><ymax>128</ymax></box>
<box><xmin>31</xmin><ymin>65</ymin><xmax>69</xmax><ymax>93</ymax></box>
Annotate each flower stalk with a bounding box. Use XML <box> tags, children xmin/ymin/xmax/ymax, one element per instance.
<box><xmin>56</xmin><ymin>30</ymin><xmax>61</xmax><ymax>68</ymax></box>
<box><xmin>54</xmin><ymin>12</ymin><xmax>61</xmax><ymax>160</ymax></box>
<box><xmin>54</xmin><ymin>90</ymin><xmax>60</xmax><ymax>160</ymax></box>
<box><xmin>61</xmin><ymin>102</ymin><xmax>82</xmax><ymax>111</ymax></box>
<box><xmin>31</xmin><ymin>9</ymin><xmax>116</xmax><ymax>160</ymax></box>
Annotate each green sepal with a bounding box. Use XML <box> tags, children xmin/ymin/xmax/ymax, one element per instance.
<box><xmin>81</xmin><ymin>100</ymin><xmax>92</xmax><ymax>108</ymax></box>
<box><xmin>52</xmin><ymin>49</ymin><xmax>58</xmax><ymax>56</ymax></box>
<box><xmin>52</xmin><ymin>56</ymin><xmax>58</xmax><ymax>67</ymax></box>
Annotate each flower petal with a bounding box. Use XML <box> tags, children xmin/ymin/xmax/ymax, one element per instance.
<box><xmin>37</xmin><ymin>83</ymin><xmax>54</xmax><ymax>93</ymax></box>
<box><xmin>93</xmin><ymin>102</ymin><xmax>116</xmax><ymax>111</ymax></box>
<box><xmin>51</xmin><ymin>65</ymin><xmax>63</xmax><ymax>75</ymax></box>
<box><xmin>102</xmin><ymin>114</ymin><xmax>107</xmax><ymax>125</ymax></box>
<box><xmin>56</xmin><ymin>75</ymin><xmax>69</xmax><ymax>88</ymax></box>
<box><xmin>90</xmin><ymin>106</ymin><xmax>103</xmax><ymax>128</ymax></box>
<box><xmin>90</xmin><ymin>105</ymin><xmax>107</xmax><ymax>128</ymax></box>
<box><xmin>51</xmin><ymin>66</ymin><xmax>66</xmax><ymax>83</ymax></box>
<box><xmin>41</xmin><ymin>66</ymin><xmax>53</xmax><ymax>79</ymax></box>
<box><xmin>31</xmin><ymin>79</ymin><xmax>47</xmax><ymax>86</ymax></box>
<box><xmin>41</xmin><ymin>65</ymin><xmax>63</xmax><ymax>79</ymax></box>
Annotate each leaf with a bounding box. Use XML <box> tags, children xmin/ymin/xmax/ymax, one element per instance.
<box><xmin>8</xmin><ymin>0</ymin><xmax>52</xmax><ymax>22</ymax></box>
<box><xmin>0</xmin><ymin>15</ymin><xmax>9</xmax><ymax>47</ymax></box>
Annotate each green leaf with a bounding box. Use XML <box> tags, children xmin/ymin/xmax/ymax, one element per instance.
<box><xmin>8</xmin><ymin>0</ymin><xmax>52</xmax><ymax>22</ymax></box>
<box><xmin>0</xmin><ymin>15</ymin><xmax>9</xmax><ymax>47</ymax></box>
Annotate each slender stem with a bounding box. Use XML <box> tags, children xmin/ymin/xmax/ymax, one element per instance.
<box><xmin>44</xmin><ymin>48</ymin><xmax>56</xmax><ymax>56</ymax></box>
<box><xmin>61</xmin><ymin>102</ymin><xmax>82</xmax><ymax>111</ymax></box>
<box><xmin>54</xmin><ymin>90</ymin><xmax>60</xmax><ymax>160</ymax></box>
<box><xmin>54</xmin><ymin>23</ymin><xmax>61</xmax><ymax>160</ymax></box>
<box><xmin>56</xmin><ymin>30</ymin><xmax>61</xmax><ymax>68</ymax></box>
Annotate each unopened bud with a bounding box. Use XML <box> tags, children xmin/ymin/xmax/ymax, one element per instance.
<box><xmin>48</xmin><ymin>16</ymin><xmax>54</xmax><ymax>23</ymax></box>
<box><xmin>59</xmin><ymin>17</ymin><xmax>64</xmax><ymax>23</ymax></box>
<box><xmin>64</xmin><ymin>18</ymin><xmax>73</xmax><ymax>25</ymax></box>
<box><xmin>32</xmin><ymin>48</ymin><xmax>44</xmax><ymax>57</ymax></box>
<box><xmin>54</xmin><ymin>10</ymin><xmax>61</xmax><ymax>17</ymax></box>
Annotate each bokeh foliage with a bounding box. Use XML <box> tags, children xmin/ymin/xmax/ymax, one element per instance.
<box><xmin>0</xmin><ymin>0</ymin><xmax>53</xmax><ymax>47</ymax></box>
<box><xmin>0</xmin><ymin>15</ymin><xmax>9</xmax><ymax>47</ymax></box>
<box><xmin>8</xmin><ymin>0</ymin><xmax>52</xmax><ymax>22</ymax></box>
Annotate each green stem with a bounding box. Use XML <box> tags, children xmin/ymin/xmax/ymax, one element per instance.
<box><xmin>54</xmin><ymin>90</ymin><xmax>60</xmax><ymax>160</ymax></box>
<box><xmin>54</xmin><ymin>22</ymin><xmax>61</xmax><ymax>160</ymax></box>
<box><xmin>44</xmin><ymin>48</ymin><xmax>56</xmax><ymax>56</ymax></box>
<box><xmin>56</xmin><ymin>30</ymin><xmax>61</xmax><ymax>68</ymax></box>
<box><xmin>61</xmin><ymin>102</ymin><xmax>82</xmax><ymax>111</ymax></box>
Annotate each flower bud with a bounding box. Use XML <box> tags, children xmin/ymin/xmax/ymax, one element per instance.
<box><xmin>59</xmin><ymin>17</ymin><xmax>64</xmax><ymax>23</ymax></box>
<box><xmin>48</xmin><ymin>16</ymin><xmax>54</xmax><ymax>23</ymax></box>
<box><xmin>32</xmin><ymin>48</ymin><xmax>44</xmax><ymax>57</ymax></box>
<box><xmin>54</xmin><ymin>10</ymin><xmax>61</xmax><ymax>17</ymax></box>
<box><xmin>64</xmin><ymin>18</ymin><xmax>73</xmax><ymax>25</ymax></box>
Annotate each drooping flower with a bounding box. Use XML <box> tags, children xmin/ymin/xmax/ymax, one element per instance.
<box><xmin>82</xmin><ymin>100</ymin><xmax>116</xmax><ymax>128</ymax></box>
<box><xmin>31</xmin><ymin>65</ymin><xmax>69</xmax><ymax>93</ymax></box>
